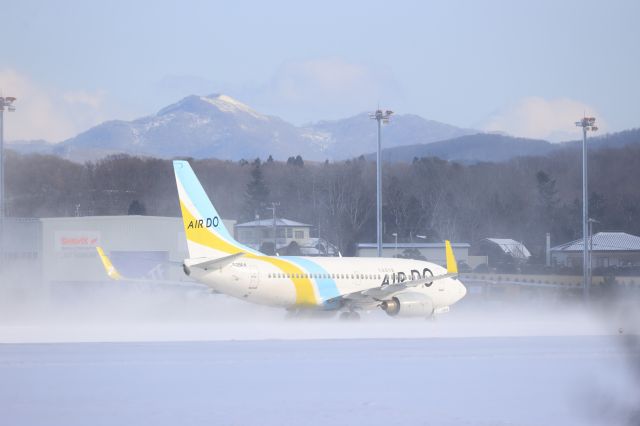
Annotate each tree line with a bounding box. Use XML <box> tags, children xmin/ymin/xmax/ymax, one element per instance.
<box><xmin>5</xmin><ymin>142</ymin><xmax>640</xmax><ymax>258</ymax></box>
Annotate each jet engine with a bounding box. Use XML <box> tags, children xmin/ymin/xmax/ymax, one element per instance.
<box><xmin>380</xmin><ymin>292</ymin><xmax>434</xmax><ymax>317</ymax></box>
<box><xmin>182</xmin><ymin>263</ymin><xmax>191</xmax><ymax>276</ymax></box>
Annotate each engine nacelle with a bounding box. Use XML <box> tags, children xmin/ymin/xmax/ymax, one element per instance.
<box><xmin>380</xmin><ymin>292</ymin><xmax>434</xmax><ymax>317</ymax></box>
<box><xmin>182</xmin><ymin>263</ymin><xmax>191</xmax><ymax>276</ymax></box>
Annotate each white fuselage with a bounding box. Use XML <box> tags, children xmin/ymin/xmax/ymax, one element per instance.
<box><xmin>189</xmin><ymin>255</ymin><xmax>466</xmax><ymax>310</ymax></box>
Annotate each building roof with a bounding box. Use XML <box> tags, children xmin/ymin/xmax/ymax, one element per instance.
<box><xmin>357</xmin><ymin>242</ymin><xmax>470</xmax><ymax>249</ymax></box>
<box><xmin>235</xmin><ymin>218</ymin><xmax>312</xmax><ymax>228</ymax></box>
<box><xmin>551</xmin><ymin>232</ymin><xmax>640</xmax><ymax>252</ymax></box>
<box><xmin>482</xmin><ymin>238</ymin><xmax>531</xmax><ymax>259</ymax></box>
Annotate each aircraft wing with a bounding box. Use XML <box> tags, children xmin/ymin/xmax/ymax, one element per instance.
<box><xmin>96</xmin><ymin>247</ymin><xmax>208</xmax><ymax>290</ymax></box>
<box><xmin>359</xmin><ymin>273</ymin><xmax>458</xmax><ymax>300</ymax></box>
<box><xmin>334</xmin><ymin>240</ymin><xmax>459</xmax><ymax>306</ymax></box>
<box><xmin>333</xmin><ymin>272</ymin><xmax>458</xmax><ymax>309</ymax></box>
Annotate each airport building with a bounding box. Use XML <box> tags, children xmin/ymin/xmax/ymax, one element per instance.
<box><xmin>355</xmin><ymin>242</ymin><xmax>478</xmax><ymax>268</ymax></box>
<box><xmin>551</xmin><ymin>232</ymin><xmax>640</xmax><ymax>268</ymax></box>
<box><xmin>234</xmin><ymin>217</ymin><xmax>338</xmax><ymax>255</ymax></box>
<box><xmin>470</xmin><ymin>238</ymin><xmax>531</xmax><ymax>270</ymax></box>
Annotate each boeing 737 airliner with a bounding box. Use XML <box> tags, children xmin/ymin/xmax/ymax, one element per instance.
<box><xmin>173</xmin><ymin>160</ymin><xmax>466</xmax><ymax>319</ymax></box>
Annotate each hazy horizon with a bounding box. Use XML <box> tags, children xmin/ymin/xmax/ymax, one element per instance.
<box><xmin>1</xmin><ymin>0</ymin><xmax>639</xmax><ymax>144</ymax></box>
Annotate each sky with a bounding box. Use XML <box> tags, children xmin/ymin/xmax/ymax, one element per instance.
<box><xmin>1</xmin><ymin>0</ymin><xmax>639</xmax><ymax>143</ymax></box>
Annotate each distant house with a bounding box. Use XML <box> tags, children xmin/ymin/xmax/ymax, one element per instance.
<box><xmin>551</xmin><ymin>232</ymin><xmax>640</xmax><ymax>268</ymax></box>
<box><xmin>472</xmin><ymin>238</ymin><xmax>531</xmax><ymax>270</ymax></box>
<box><xmin>234</xmin><ymin>218</ymin><xmax>337</xmax><ymax>256</ymax></box>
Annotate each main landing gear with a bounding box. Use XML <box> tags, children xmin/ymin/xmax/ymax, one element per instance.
<box><xmin>339</xmin><ymin>311</ymin><xmax>361</xmax><ymax>321</ymax></box>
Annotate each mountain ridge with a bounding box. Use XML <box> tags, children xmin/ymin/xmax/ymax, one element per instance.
<box><xmin>7</xmin><ymin>93</ymin><xmax>475</xmax><ymax>162</ymax></box>
<box><xmin>7</xmin><ymin>93</ymin><xmax>640</xmax><ymax>164</ymax></box>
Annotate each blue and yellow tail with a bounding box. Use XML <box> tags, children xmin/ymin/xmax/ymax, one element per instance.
<box><xmin>173</xmin><ymin>160</ymin><xmax>257</xmax><ymax>259</ymax></box>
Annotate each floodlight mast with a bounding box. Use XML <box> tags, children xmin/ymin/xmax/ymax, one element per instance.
<box><xmin>0</xmin><ymin>96</ymin><xmax>17</xmax><ymax>273</ymax></box>
<box><xmin>369</xmin><ymin>109</ymin><xmax>393</xmax><ymax>257</ymax></box>
<box><xmin>575</xmin><ymin>116</ymin><xmax>597</xmax><ymax>302</ymax></box>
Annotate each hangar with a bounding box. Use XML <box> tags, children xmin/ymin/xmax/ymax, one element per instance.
<box><xmin>1</xmin><ymin>216</ymin><xmax>227</xmax><ymax>288</ymax></box>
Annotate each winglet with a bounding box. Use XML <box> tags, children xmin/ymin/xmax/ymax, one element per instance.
<box><xmin>445</xmin><ymin>240</ymin><xmax>458</xmax><ymax>274</ymax></box>
<box><xmin>96</xmin><ymin>247</ymin><xmax>123</xmax><ymax>280</ymax></box>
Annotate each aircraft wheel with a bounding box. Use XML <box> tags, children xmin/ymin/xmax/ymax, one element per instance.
<box><xmin>339</xmin><ymin>311</ymin><xmax>361</xmax><ymax>321</ymax></box>
<box><xmin>339</xmin><ymin>311</ymin><xmax>351</xmax><ymax>321</ymax></box>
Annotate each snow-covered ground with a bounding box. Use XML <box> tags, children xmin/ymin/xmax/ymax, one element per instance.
<box><xmin>1</xmin><ymin>287</ymin><xmax>638</xmax><ymax>425</ymax></box>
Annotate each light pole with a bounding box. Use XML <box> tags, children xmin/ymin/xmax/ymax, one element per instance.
<box><xmin>0</xmin><ymin>96</ymin><xmax>17</xmax><ymax>273</ymax></box>
<box><xmin>369</xmin><ymin>109</ymin><xmax>393</xmax><ymax>257</ymax></box>
<box><xmin>575</xmin><ymin>116</ymin><xmax>597</xmax><ymax>301</ymax></box>
<box><xmin>588</xmin><ymin>218</ymin><xmax>599</xmax><ymax>292</ymax></box>
<box><xmin>392</xmin><ymin>232</ymin><xmax>398</xmax><ymax>256</ymax></box>
<box><xmin>266</xmin><ymin>202</ymin><xmax>280</xmax><ymax>255</ymax></box>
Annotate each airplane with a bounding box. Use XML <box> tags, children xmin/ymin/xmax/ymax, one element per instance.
<box><xmin>174</xmin><ymin>160</ymin><xmax>466</xmax><ymax>319</ymax></box>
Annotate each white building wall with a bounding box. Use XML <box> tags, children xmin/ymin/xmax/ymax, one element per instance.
<box><xmin>41</xmin><ymin>216</ymin><xmax>191</xmax><ymax>284</ymax></box>
<box><xmin>356</xmin><ymin>245</ymin><xmax>469</xmax><ymax>268</ymax></box>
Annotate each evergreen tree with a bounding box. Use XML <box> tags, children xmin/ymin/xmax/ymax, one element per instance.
<box><xmin>127</xmin><ymin>199</ymin><xmax>147</xmax><ymax>215</ymax></box>
<box><xmin>243</xmin><ymin>160</ymin><xmax>269</xmax><ymax>221</ymax></box>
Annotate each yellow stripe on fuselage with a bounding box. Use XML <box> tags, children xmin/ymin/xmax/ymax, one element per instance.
<box><xmin>180</xmin><ymin>200</ymin><xmax>317</xmax><ymax>306</ymax></box>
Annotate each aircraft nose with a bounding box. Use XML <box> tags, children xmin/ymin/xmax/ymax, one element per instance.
<box><xmin>457</xmin><ymin>281</ymin><xmax>467</xmax><ymax>301</ymax></box>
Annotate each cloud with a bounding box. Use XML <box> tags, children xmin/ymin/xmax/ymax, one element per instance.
<box><xmin>62</xmin><ymin>90</ymin><xmax>106</xmax><ymax>109</ymax></box>
<box><xmin>248</xmin><ymin>57</ymin><xmax>402</xmax><ymax>123</ymax></box>
<box><xmin>154</xmin><ymin>74</ymin><xmax>217</xmax><ymax>99</ymax></box>
<box><xmin>482</xmin><ymin>97</ymin><xmax>605</xmax><ymax>142</ymax></box>
<box><xmin>0</xmin><ymin>69</ymin><xmax>108</xmax><ymax>142</ymax></box>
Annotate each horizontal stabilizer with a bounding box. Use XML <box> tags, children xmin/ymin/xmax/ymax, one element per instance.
<box><xmin>187</xmin><ymin>252</ymin><xmax>245</xmax><ymax>271</ymax></box>
<box><xmin>96</xmin><ymin>246</ymin><xmax>123</xmax><ymax>281</ymax></box>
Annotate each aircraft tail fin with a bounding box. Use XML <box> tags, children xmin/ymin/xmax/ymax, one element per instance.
<box><xmin>445</xmin><ymin>240</ymin><xmax>458</xmax><ymax>274</ymax></box>
<box><xmin>173</xmin><ymin>160</ymin><xmax>257</xmax><ymax>260</ymax></box>
<box><xmin>96</xmin><ymin>247</ymin><xmax>123</xmax><ymax>280</ymax></box>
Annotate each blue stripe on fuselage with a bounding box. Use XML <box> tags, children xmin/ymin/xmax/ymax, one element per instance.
<box><xmin>283</xmin><ymin>256</ymin><xmax>341</xmax><ymax>306</ymax></box>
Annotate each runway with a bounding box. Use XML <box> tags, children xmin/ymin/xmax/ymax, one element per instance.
<box><xmin>1</xmin><ymin>335</ymin><xmax>638</xmax><ymax>426</ymax></box>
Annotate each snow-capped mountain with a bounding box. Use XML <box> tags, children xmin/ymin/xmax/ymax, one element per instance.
<box><xmin>306</xmin><ymin>113</ymin><xmax>474</xmax><ymax>159</ymax></box>
<box><xmin>19</xmin><ymin>94</ymin><xmax>475</xmax><ymax>162</ymax></box>
<box><xmin>54</xmin><ymin>94</ymin><xmax>324</xmax><ymax>161</ymax></box>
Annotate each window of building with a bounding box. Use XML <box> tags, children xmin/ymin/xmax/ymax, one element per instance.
<box><xmin>294</xmin><ymin>230</ymin><xmax>304</xmax><ymax>239</ymax></box>
<box><xmin>286</xmin><ymin>228</ymin><xmax>293</xmax><ymax>238</ymax></box>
